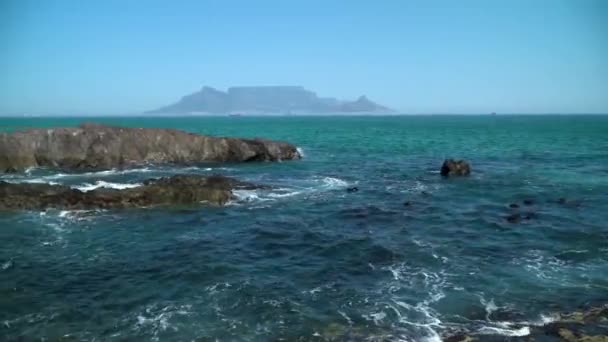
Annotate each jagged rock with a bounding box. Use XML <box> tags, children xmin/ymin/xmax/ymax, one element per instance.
<box><xmin>0</xmin><ymin>124</ymin><xmax>301</xmax><ymax>172</ymax></box>
<box><xmin>0</xmin><ymin>175</ymin><xmax>259</xmax><ymax>210</ymax></box>
<box><xmin>441</xmin><ymin>159</ymin><xmax>471</xmax><ymax>177</ymax></box>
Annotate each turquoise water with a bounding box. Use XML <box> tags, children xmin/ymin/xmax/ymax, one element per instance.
<box><xmin>1</xmin><ymin>115</ymin><xmax>607</xmax><ymax>341</ymax></box>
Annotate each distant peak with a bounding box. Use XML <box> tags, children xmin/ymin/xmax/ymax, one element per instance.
<box><xmin>147</xmin><ymin>86</ymin><xmax>391</xmax><ymax>114</ymax></box>
<box><xmin>201</xmin><ymin>86</ymin><xmax>221</xmax><ymax>92</ymax></box>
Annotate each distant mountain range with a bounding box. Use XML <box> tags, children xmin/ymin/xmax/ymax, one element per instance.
<box><xmin>147</xmin><ymin>86</ymin><xmax>391</xmax><ymax>114</ymax></box>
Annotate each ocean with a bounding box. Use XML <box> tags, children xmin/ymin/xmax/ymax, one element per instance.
<box><xmin>1</xmin><ymin>115</ymin><xmax>607</xmax><ymax>341</ymax></box>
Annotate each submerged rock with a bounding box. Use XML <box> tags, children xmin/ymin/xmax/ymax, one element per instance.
<box><xmin>0</xmin><ymin>175</ymin><xmax>258</xmax><ymax>210</ymax></box>
<box><xmin>441</xmin><ymin>159</ymin><xmax>471</xmax><ymax>176</ymax></box>
<box><xmin>523</xmin><ymin>199</ymin><xmax>534</xmax><ymax>206</ymax></box>
<box><xmin>346</xmin><ymin>186</ymin><xmax>359</xmax><ymax>193</ymax></box>
<box><xmin>0</xmin><ymin>124</ymin><xmax>301</xmax><ymax>172</ymax></box>
<box><xmin>506</xmin><ymin>213</ymin><xmax>521</xmax><ymax>223</ymax></box>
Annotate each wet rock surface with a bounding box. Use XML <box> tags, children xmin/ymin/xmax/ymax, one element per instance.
<box><xmin>0</xmin><ymin>175</ymin><xmax>259</xmax><ymax>210</ymax></box>
<box><xmin>441</xmin><ymin>159</ymin><xmax>471</xmax><ymax>177</ymax></box>
<box><xmin>443</xmin><ymin>305</ymin><xmax>608</xmax><ymax>342</ymax></box>
<box><xmin>0</xmin><ymin>124</ymin><xmax>301</xmax><ymax>172</ymax></box>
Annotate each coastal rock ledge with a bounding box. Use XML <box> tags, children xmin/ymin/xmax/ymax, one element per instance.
<box><xmin>0</xmin><ymin>175</ymin><xmax>258</xmax><ymax>210</ymax></box>
<box><xmin>0</xmin><ymin>124</ymin><xmax>301</xmax><ymax>172</ymax></box>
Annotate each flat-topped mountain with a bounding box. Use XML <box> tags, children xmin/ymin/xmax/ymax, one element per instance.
<box><xmin>148</xmin><ymin>86</ymin><xmax>391</xmax><ymax>114</ymax></box>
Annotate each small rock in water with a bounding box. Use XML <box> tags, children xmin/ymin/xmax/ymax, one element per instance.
<box><xmin>440</xmin><ymin>159</ymin><xmax>471</xmax><ymax>177</ymax></box>
<box><xmin>506</xmin><ymin>213</ymin><xmax>521</xmax><ymax>223</ymax></box>
<box><xmin>509</xmin><ymin>203</ymin><xmax>520</xmax><ymax>208</ymax></box>
<box><xmin>558</xmin><ymin>197</ymin><xmax>567</xmax><ymax>204</ymax></box>
<box><xmin>346</xmin><ymin>187</ymin><xmax>359</xmax><ymax>193</ymax></box>
<box><xmin>403</xmin><ymin>201</ymin><xmax>412</xmax><ymax>207</ymax></box>
<box><xmin>524</xmin><ymin>212</ymin><xmax>538</xmax><ymax>220</ymax></box>
<box><xmin>523</xmin><ymin>199</ymin><xmax>534</xmax><ymax>206</ymax></box>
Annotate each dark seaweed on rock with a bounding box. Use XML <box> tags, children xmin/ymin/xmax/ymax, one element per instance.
<box><xmin>0</xmin><ymin>124</ymin><xmax>301</xmax><ymax>172</ymax></box>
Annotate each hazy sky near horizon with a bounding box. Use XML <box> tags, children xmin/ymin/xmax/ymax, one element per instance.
<box><xmin>1</xmin><ymin>0</ymin><xmax>607</xmax><ymax>115</ymax></box>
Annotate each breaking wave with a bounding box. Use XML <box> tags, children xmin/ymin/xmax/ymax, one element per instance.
<box><xmin>73</xmin><ymin>181</ymin><xmax>142</xmax><ymax>192</ymax></box>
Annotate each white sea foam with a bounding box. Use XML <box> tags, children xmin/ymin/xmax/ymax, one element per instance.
<box><xmin>375</xmin><ymin>262</ymin><xmax>449</xmax><ymax>341</ymax></box>
<box><xmin>79</xmin><ymin>167</ymin><xmax>153</xmax><ymax>177</ymax></box>
<box><xmin>134</xmin><ymin>304</ymin><xmax>192</xmax><ymax>341</ymax></box>
<box><xmin>320</xmin><ymin>176</ymin><xmax>349</xmax><ymax>188</ymax></box>
<box><xmin>267</xmin><ymin>190</ymin><xmax>303</xmax><ymax>198</ymax></box>
<box><xmin>296</xmin><ymin>147</ymin><xmax>305</xmax><ymax>157</ymax></box>
<box><xmin>73</xmin><ymin>181</ymin><xmax>142</xmax><ymax>192</ymax></box>
<box><xmin>3</xmin><ymin>179</ymin><xmax>60</xmax><ymax>185</ymax></box>
<box><xmin>232</xmin><ymin>190</ymin><xmax>265</xmax><ymax>202</ymax></box>
<box><xmin>478</xmin><ymin>326</ymin><xmax>530</xmax><ymax>336</ymax></box>
<box><xmin>230</xmin><ymin>175</ymin><xmax>349</xmax><ymax>205</ymax></box>
<box><xmin>1</xmin><ymin>259</ymin><xmax>13</xmax><ymax>270</ymax></box>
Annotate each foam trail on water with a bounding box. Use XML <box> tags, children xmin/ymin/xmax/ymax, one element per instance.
<box><xmin>321</xmin><ymin>176</ymin><xmax>349</xmax><ymax>189</ymax></box>
<box><xmin>73</xmin><ymin>181</ymin><xmax>142</xmax><ymax>192</ymax></box>
<box><xmin>3</xmin><ymin>179</ymin><xmax>60</xmax><ymax>185</ymax></box>
<box><xmin>232</xmin><ymin>190</ymin><xmax>266</xmax><ymax>202</ymax></box>
<box><xmin>478</xmin><ymin>326</ymin><xmax>530</xmax><ymax>337</ymax></box>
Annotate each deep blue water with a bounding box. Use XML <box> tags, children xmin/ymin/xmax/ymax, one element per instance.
<box><xmin>1</xmin><ymin>115</ymin><xmax>607</xmax><ymax>341</ymax></box>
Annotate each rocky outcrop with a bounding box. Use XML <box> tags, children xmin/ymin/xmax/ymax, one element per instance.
<box><xmin>443</xmin><ymin>304</ymin><xmax>608</xmax><ymax>342</ymax></box>
<box><xmin>0</xmin><ymin>175</ymin><xmax>258</xmax><ymax>210</ymax></box>
<box><xmin>0</xmin><ymin>124</ymin><xmax>301</xmax><ymax>172</ymax></box>
<box><xmin>441</xmin><ymin>159</ymin><xmax>471</xmax><ymax>176</ymax></box>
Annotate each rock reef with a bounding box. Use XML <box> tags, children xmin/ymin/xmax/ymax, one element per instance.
<box><xmin>443</xmin><ymin>304</ymin><xmax>608</xmax><ymax>342</ymax></box>
<box><xmin>0</xmin><ymin>124</ymin><xmax>301</xmax><ymax>172</ymax></box>
<box><xmin>0</xmin><ymin>175</ymin><xmax>258</xmax><ymax>210</ymax></box>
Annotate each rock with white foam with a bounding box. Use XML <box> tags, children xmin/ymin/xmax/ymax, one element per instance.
<box><xmin>0</xmin><ymin>175</ymin><xmax>262</xmax><ymax>210</ymax></box>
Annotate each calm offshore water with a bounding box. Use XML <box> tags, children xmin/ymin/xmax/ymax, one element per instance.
<box><xmin>1</xmin><ymin>115</ymin><xmax>607</xmax><ymax>341</ymax></box>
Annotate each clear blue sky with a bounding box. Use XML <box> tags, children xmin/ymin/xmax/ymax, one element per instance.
<box><xmin>1</xmin><ymin>0</ymin><xmax>607</xmax><ymax>115</ymax></box>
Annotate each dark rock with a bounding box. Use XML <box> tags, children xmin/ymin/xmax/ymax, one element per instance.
<box><xmin>543</xmin><ymin>321</ymin><xmax>584</xmax><ymax>337</ymax></box>
<box><xmin>0</xmin><ymin>175</ymin><xmax>258</xmax><ymax>210</ymax></box>
<box><xmin>509</xmin><ymin>203</ymin><xmax>520</xmax><ymax>208</ymax></box>
<box><xmin>440</xmin><ymin>159</ymin><xmax>471</xmax><ymax>177</ymax></box>
<box><xmin>523</xmin><ymin>199</ymin><xmax>534</xmax><ymax>206</ymax></box>
<box><xmin>506</xmin><ymin>213</ymin><xmax>521</xmax><ymax>223</ymax></box>
<box><xmin>443</xmin><ymin>333</ymin><xmax>476</xmax><ymax>342</ymax></box>
<box><xmin>0</xmin><ymin>124</ymin><xmax>301</xmax><ymax>172</ymax></box>
<box><xmin>403</xmin><ymin>201</ymin><xmax>412</xmax><ymax>207</ymax></box>
<box><xmin>346</xmin><ymin>187</ymin><xmax>359</xmax><ymax>193</ymax></box>
<box><xmin>558</xmin><ymin>197</ymin><xmax>568</xmax><ymax>205</ymax></box>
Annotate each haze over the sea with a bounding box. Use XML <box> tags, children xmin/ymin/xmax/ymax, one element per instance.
<box><xmin>1</xmin><ymin>0</ymin><xmax>607</xmax><ymax>115</ymax></box>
